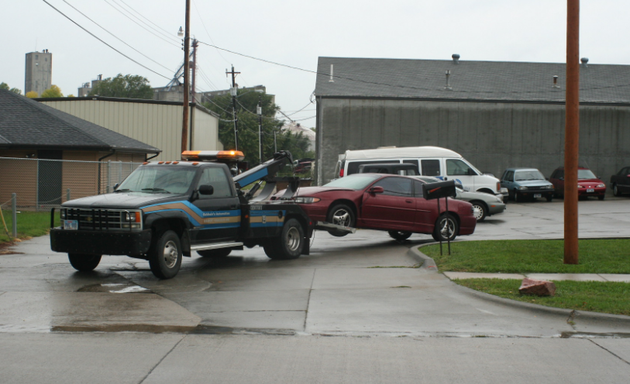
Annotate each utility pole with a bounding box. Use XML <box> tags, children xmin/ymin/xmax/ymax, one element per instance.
<box><xmin>226</xmin><ymin>65</ymin><xmax>240</xmax><ymax>150</ymax></box>
<box><xmin>564</xmin><ymin>0</ymin><xmax>580</xmax><ymax>264</ymax></box>
<box><xmin>191</xmin><ymin>39</ymin><xmax>198</xmax><ymax>103</ymax></box>
<box><xmin>180</xmin><ymin>0</ymin><xmax>191</xmax><ymax>157</ymax></box>
<box><xmin>257</xmin><ymin>94</ymin><xmax>263</xmax><ymax>164</ymax></box>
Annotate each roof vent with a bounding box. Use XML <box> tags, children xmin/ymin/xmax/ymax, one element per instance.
<box><xmin>329</xmin><ymin>64</ymin><xmax>334</xmax><ymax>83</ymax></box>
<box><xmin>581</xmin><ymin>57</ymin><xmax>589</xmax><ymax>67</ymax></box>
<box><xmin>452</xmin><ymin>54</ymin><xmax>460</xmax><ymax>64</ymax></box>
<box><xmin>553</xmin><ymin>75</ymin><xmax>560</xmax><ymax>89</ymax></box>
<box><xmin>445</xmin><ymin>70</ymin><xmax>452</xmax><ymax>90</ymax></box>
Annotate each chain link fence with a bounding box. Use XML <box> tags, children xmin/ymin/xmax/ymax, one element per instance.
<box><xmin>0</xmin><ymin>157</ymin><xmax>144</xmax><ymax>211</ymax></box>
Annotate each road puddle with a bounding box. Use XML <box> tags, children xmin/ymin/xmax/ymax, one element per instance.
<box><xmin>77</xmin><ymin>283</ymin><xmax>151</xmax><ymax>294</ymax></box>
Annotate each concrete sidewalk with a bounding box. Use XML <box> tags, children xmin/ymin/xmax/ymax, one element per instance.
<box><xmin>443</xmin><ymin>272</ymin><xmax>630</xmax><ymax>282</ymax></box>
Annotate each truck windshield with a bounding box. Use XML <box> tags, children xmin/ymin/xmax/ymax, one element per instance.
<box><xmin>117</xmin><ymin>167</ymin><xmax>197</xmax><ymax>194</ymax></box>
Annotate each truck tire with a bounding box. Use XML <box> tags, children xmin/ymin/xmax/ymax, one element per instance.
<box><xmin>68</xmin><ymin>253</ymin><xmax>102</xmax><ymax>272</ymax></box>
<box><xmin>388</xmin><ymin>230</ymin><xmax>412</xmax><ymax>241</ymax></box>
<box><xmin>326</xmin><ymin>203</ymin><xmax>355</xmax><ymax>237</ymax></box>
<box><xmin>197</xmin><ymin>248</ymin><xmax>232</xmax><ymax>258</ymax></box>
<box><xmin>432</xmin><ymin>213</ymin><xmax>459</xmax><ymax>242</ymax></box>
<box><xmin>149</xmin><ymin>230</ymin><xmax>182</xmax><ymax>279</ymax></box>
<box><xmin>264</xmin><ymin>218</ymin><xmax>304</xmax><ymax>260</ymax></box>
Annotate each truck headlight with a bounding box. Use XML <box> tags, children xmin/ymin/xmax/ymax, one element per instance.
<box><xmin>121</xmin><ymin>210</ymin><xmax>142</xmax><ymax>229</ymax></box>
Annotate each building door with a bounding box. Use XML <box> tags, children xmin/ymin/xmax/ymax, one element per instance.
<box><xmin>37</xmin><ymin>150</ymin><xmax>62</xmax><ymax>206</ymax></box>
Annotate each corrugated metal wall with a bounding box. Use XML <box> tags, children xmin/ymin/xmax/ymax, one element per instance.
<box><xmin>317</xmin><ymin>98</ymin><xmax>630</xmax><ymax>185</ymax></box>
<box><xmin>40</xmin><ymin>100</ymin><xmax>220</xmax><ymax>161</ymax></box>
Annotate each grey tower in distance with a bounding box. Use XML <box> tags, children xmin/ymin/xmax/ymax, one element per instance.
<box><xmin>25</xmin><ymin>50</ymin><xmax>52</xmax><ymax>96</ymax></box>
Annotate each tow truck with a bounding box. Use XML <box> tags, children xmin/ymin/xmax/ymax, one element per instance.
<box><xmin>50</xmin><ymin>150</ymin><xmax>314</xmax><ymax>279</ymax></box>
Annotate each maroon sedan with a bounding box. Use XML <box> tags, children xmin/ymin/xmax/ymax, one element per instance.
<box><xmin>281</xmin><ymin>174</ymin><xmax>476</xmax><ymax>241</ymax></box>
<box><xmin>549</xmin><ymin>166</ymin><xmax>606</xmax><ymax>200</ymax></box>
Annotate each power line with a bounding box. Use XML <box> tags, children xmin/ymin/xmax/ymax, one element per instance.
<box><xmin>43</xmin><ymin>0</ymin><xmax>171</xmax><ymax>80</ymax></box>
<box><xmin>63</xmin><ymin>0</ymin><xmax>174</xmax><ymax>73</ymax></box>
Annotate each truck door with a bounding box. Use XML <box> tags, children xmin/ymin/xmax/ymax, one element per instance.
<box><xmin>192</xmin><ymin>166</ymin><xmax>241</xmax><ymax>243</ymax></box>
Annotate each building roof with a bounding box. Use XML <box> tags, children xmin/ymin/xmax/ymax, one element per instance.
<box><xmin>0</xmin><ymin>89</ymin><xmax>161</xmax><ymax>154</ymax></box>
<box><xmin>315</xmin><ymin>56</ymin><xmax>630</xmax><ymax>104</ymax></box>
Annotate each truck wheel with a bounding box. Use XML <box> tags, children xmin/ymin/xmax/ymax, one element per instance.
<box><xmin>326</xmin><ymin>203</ymin><xmax>355</xmax><ymax>237</ymax></box>
<box><xmin>432</xmin><ymin>213</ymin><xmax>459</xmax><ymax>242</ymax></box>
<box><xmin>264</xmin><ymin>218</ymin><xmax>304</xmax><ymax>260</ymax></box>
<box><xmin>197</xmin><ymin>249</ymin><xmax>232</xmax><ymax>258</ymax></box>
<box><xmin>388</xmin><ymin>230</ymin><xmax>412</xmax><ymax>241</ymax></box>
<box><xmin>68</xmin><ymin>253</ymin><xmax>101</xmax><ymax>272</ymax></box>
<box><xmin>149</xmin><ymin>230</ymin><xmax>182</xmax><ymax>279</ymax></box>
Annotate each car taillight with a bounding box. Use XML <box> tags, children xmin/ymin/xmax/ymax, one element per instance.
<box><xmin>340</xmin><ymin>169</ymin><xmax>344</xmax><ymax>177</ymax></box>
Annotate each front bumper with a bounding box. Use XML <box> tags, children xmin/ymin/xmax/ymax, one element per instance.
<box><xmin>50</xmin><ymin>228</ymin><xmax>152</xmax><ymax>256</ymax></box>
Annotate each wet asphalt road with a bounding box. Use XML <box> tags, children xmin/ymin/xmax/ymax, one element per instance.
<box><xmin>1</xmin><ymin>197</ymin><xmax>630</xmax><ymax>383</ymax></box>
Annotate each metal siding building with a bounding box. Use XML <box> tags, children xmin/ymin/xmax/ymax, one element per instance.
<box><xmin>314</xmin><ymin>56</ymin><xmax>630</xmax><ymax>185</ymax></box>
<box><xmin>39</xmin><ymin>97</ymin><xmax>221</xmax><ymax>161</ymax></box>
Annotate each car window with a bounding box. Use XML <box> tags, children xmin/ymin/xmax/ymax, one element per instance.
<box><xmin>515</xmin><ymin>170</ymin><xmax>545</xmax><ymax>181</ymax></box>
<box><xmin>198</xmin><ymin>167</ymin><xmax>232</xmax><ymax>198</ymax></box>
<box><xmin>421</xmin><ymin>159</ymin><xmax>441</xmax><ymax>176</ymax></box>
<box><xmin>372</xmin><ymin>177</ymin><xmax>412</xmax><ymax>197</ymax></box>
<box><xmin>446</xmin><ymin>159</ymin><xmax>476</xmax><ymax>176</ymax></box>
<box><xmin>413</xmin><ymin>180</ymin><xmax>425</xmax><ymax>197</ymax></box>
<box><xmin>577</xmin><ymin>169</ymin><xmax>597</xmax><ymax>179</ymax></box>
<box><xmin>325</xmin><ymin>174</ymin><xmax>381</xmax><ymax>189</ymax></box>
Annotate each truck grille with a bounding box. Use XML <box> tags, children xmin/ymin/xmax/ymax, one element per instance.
<box><xmin>64</xmin><ymin>209</ymin><xmax>135</xmax><ymax>230</ymax></box>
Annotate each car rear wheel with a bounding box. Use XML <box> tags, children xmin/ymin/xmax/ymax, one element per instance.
<box><xmin>388</xmin><ymin>230</ymin><xmax>412</xmax><ymax>241</ymax></box>
<box><xmin>470</xmin><ymin>201</ymin><xmax>487</xmax><ymax>221</ymax></box>
<box><xmin>613</xmin><ymin>184</ymin><xmax>621</xmax><ymax>196</ymax></box>
<box><xmin>68</xmin><ymin>253</ymin><xmax>102</xmax><ymax>272</ymax></box>
<box><xmin>432</xmin><ymin>213</ymin><xmax>459</xmax><ymax>242</ymax></box>
<box><xmin>148</xmin><ymin>230</ymin><xmax>182</xmax><ymax>279</ymax></box>
<box><xmin>326</xmin><ymin>203</ymin><xmax>355</xmax><ymax>237</ymax></box>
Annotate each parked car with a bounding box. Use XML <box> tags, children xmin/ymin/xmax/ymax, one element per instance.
<box><xmin>610</xmin><ymin>166</ymin><xmax>630</xmax><ymax>196</ymax></box>
<box><xmin>294</xmin><ymin>158</ymin><xmax>314</xmax><ymax>174</ymax></box>
<box><xmin>500</xmin><ymin>168</ymin><xmax>554</xmax><ymax>202</ymax></box>
<box><xmin>549</xmin><ymin>166</ymin><xmax>606</xmax><ymax>200</ymax></box>
<box><xmin>277</xmin><ymin>173</ymin><xmax>477</xmax><ymax>242</ymax></box>
<box><xmin>417</xmin><ymin>176</ymin><xmax>506</xmax><ymax>221</ymax></box>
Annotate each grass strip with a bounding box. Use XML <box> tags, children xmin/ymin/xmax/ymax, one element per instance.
<box><xmin>0</xmin><ymin>211</ymin><xmax>59</xmax><ymax>244</ymax></box>
<box><xmin>421</xmin><ymin>239</ymin><xmax>630</xmax><ymax>274</ymax></box>
<box><xmin>456</xmin><ymin>278</ymin><xmax>630</xmax><ymax>316</ymax></box>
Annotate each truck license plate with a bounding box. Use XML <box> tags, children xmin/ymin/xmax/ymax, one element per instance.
<box><xmin>587</xmin><ymin>188</ymin><xmax>594</xmax><ymax>193</ymax></box>
<box><xmin>534</xmin><ymin>194</ymin><xmax>541</xmax><ymax>198</ymax></box>
<box><xmin>64</xmin><ymin>220</ymin><xmax>78</xmax><ymax>230</ymax></box>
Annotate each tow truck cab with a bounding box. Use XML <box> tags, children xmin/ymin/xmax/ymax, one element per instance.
<box><xmin>50</xmin><ymin>150</ymin><xmax>314</xmax><ymax>279</ymax></box>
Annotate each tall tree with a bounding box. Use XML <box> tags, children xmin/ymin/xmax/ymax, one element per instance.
<box><xmin>40</xmin><ymin>85</ymin><xmax>63</xmax><ymax>98</ymax></box>
<box><xmin>0</xmin><ymin>82</ymin><xmax>22</xmax><ymax>94</ymax></box>
<box><xmin>203</xmin><ymin>89</ymin><xmax>313</xmax><ymax>165</ymax></box>
<box><xmin>89</xmin><ymin>74</ymin><xmax>153</xmax><ymax>99</ymax></box>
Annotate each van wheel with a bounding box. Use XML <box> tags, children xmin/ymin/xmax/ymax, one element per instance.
<box><xmin>388</xmin><ymin>231</ymin><xmax>412</xmax><ymax>241</ymax></box>
<box><xmin>432</xmin><ymin>213</ymin><xmax>459</xmax><ymax>242</ymax></box>
<box><xmin>68</xmin><ymin>253</ymin><xmax>102</xmax><ymax>272</ymax></box>
<box><xmin>148</xmin><ymin>230</ymin><xmax>182</xmax><ymax>279</ymax></box>
<box><xmin>326</xmin><ymin>203</ymin><xmax>355</xmax><ymax>237</ymax></box>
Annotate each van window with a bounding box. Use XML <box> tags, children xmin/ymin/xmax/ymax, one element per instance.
<box><xmin>347</xmin><ymin>160</ymin><xmax>399</xmax><ymax>176</ymax></box>
<box><xmin>421</xmin><ymin>159</ymin><xmax>441</xmax><ymax>176</ymax></box>
<box><xmin>446</xmin><ymin>159</ymin><xmax>477</xmax><ymax>176</ymax></box>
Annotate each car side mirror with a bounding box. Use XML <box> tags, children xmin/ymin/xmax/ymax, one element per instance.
<box><xmin>369</xmin><ymin>186</ymin><xmax>384</xmax><ymax>194</ymax></box>
<box><xmin>198</xmin><ymin>185</ymin><xmax>214</xmax><ymax>195</ymax></box>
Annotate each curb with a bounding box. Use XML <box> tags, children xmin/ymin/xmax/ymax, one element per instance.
<box><xmin>408</xmin><ymin>243</ymin><xmax>630</xmax><ymax>328</ymax></box>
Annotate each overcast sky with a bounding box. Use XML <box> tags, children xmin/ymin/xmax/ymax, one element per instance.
<box><xmin>3</xmin><ymin>1</ymin><xmax>630</xmax><ymax>128</ymax></box>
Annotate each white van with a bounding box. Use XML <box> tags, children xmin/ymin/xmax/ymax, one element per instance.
<box><xmin>335</xmin><ymin>146</ymin><xmax>502</xmax><ymax>196</ymax></box>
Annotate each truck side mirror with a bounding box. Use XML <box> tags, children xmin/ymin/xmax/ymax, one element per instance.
<box><xmin>198</xmin><ymin>185</ymin><xmax>214</xmax><ymax>195</ymax></box>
